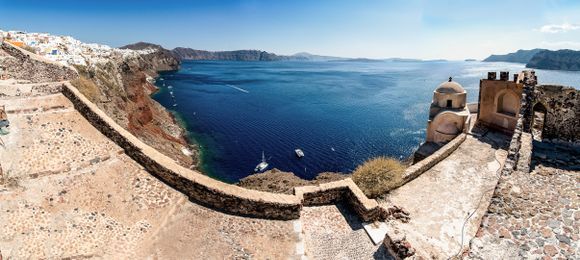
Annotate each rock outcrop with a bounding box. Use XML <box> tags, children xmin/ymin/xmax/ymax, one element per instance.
<box><xmin>237</xmin><ymin>168</ymin><xmax>348</xmax><ymax>194</ymax></box>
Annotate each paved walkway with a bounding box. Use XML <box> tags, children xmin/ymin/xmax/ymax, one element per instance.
<box><xmin>0</xmin><ymin>92</ymin><xmax>300</xmax><ymax>259</ymax></box>
<box><xmin>469</xmin><ymin>151</ymin><xmax>578</xmax><ymax>259</ymax></box>
<box><xmin>379</xmin><ymin>131</ymin><xmax>510</xmax><ymax>258</ymax></box>
<box><xmin>300</xmin><ymin>203</ymin><xmax>390</xmax><ymax>259</ymax></box>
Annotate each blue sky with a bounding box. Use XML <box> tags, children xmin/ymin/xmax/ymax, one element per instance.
<box><xmin>1</xmin><ymin>0</ymin><xmax>580</xmax><ymax>59</ymax></box>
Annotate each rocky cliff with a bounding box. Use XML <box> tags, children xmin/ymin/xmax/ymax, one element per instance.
<box><xmin>120</xmin><ymin>42</ymin><xmax>180</xmax><ymax>71</ymax></box>
<box><xmin>71</xmin><ymin>48</ymin><xmax>197</xmax><ymax>168</ymax></box>
<box><xmin>526</xmin><ymin>49</ymin><xmax>580</xmax><ymax>71</ymax></box>
<box><xmin>172</xmin><ymin>47</ymin><xmax>300</xmax><ymax>61</ymax></box>
<box><xmin>483</xmin><ymin>49</ymin><xmax>546</xmax><ymax>63</ymax></box>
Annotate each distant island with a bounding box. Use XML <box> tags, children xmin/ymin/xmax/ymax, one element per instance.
<box><xmin>483</xmin><ymin>49</ymin><xmax>546</xmax><ymax>63</ymax></box>
<box><xmin>526</xmin><ymin>49</ymin><xmax>580</xmax><ymax>71</ymax></box>
<box><xmin>484</xmin><ymin>48</ymin><xmax>580</xmax><ymax>71</ymax></box>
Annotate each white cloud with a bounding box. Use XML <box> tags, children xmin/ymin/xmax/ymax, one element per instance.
<box><xmin>540</xmin><ymin>41</ymin><xmax>580</xmax><ymax>49</ymax></box>
<box><xmin>538</xmin><ymin>23</ymin><xmax>580</xmax><ymax>33</ymax></box>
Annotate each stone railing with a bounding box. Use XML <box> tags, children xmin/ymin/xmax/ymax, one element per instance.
<box><xmin>60</xmin><ymin>81</ymin><xmax>390</xmax><ymax>221</ymax></box>
<box><xmin>399</xmin><ymin>134</ymin><xmax>467</xmax><ymax>189</ymax></box>
<box><xmin>295</xmin><ymin>178</ymin><xmax>385</xmax><ymax>222</ymax></box>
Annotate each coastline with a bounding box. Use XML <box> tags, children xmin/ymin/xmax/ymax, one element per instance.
<box><xmin>149</xmin><ymin>60</ymin><xmax>424</xmax><ymax>189</ymax></box>
<box><xmin>151</xmin><ymin>84</ymin><xmax>201</xmax><ymax>169</ymax></box>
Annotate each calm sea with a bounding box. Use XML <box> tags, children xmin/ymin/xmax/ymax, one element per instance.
<box><xmin>153</xmin><ymin>60</ymin><xmax>579</xmax><ymax>183</ymax></box>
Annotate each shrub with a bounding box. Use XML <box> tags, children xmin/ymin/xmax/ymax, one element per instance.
<box><xmin>71</xmin><ymin>75</ymin><xmax>100</xmax><ymax>102</ymax></box>
<box><xmin>352</xmin><ymin>156</ymin><xmax>406</xmax><ymax>198</ymax></box>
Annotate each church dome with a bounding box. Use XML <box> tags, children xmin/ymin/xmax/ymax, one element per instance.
<box><xmin>435</xmin><ymin>77</ymin><xmax>465</xmax><ymax>94</ymax></box>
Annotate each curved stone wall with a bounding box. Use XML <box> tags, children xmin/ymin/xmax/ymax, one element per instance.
<box><xmin>60</xmin><ymin>82</ymin><xmax>389</xmax><ymax>220</ymax></box>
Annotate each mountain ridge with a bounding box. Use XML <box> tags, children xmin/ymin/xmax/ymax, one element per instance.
<box><xmin>526</xmin><ymin>49</ymin><xmax>580</xmax><ymax>71</ymax></box>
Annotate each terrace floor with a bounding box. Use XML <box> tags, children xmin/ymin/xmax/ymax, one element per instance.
<box><xmin>0</xmin><ymin>92</ymin><xmax>303</xmax><ymax>259</ymax></box>
<box><xmin>378</xmin><ymin>130</ymin><xmax>511</xmax><ymax>258</ymax></box>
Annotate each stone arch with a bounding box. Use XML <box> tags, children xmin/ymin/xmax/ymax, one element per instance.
<box><xmin>496</xmin><ymin>89</ymin><xmax>520</xmax><ymax>117</ymax></box>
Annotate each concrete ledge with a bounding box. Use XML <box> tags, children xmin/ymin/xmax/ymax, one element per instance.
<box><xmin>60</xmin><ymin>81</ymin><xmax>387</xmax><ymax>221</ymax></box>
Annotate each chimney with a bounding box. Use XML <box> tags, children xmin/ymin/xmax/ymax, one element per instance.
<box><xmin>487</xmin><ymin>72</ymin><xmax>497</xmax><ymax>80</ymax></box>
<box><xmin>500</xmin><ymin>71</ymin><xmax>509</xmax><ymax>81</ymax></box>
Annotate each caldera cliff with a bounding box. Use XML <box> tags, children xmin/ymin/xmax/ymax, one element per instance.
<box><xmin>75</xmin><ymin>43</ymin><xmax>198</xmax><ymax>167</ymax></box>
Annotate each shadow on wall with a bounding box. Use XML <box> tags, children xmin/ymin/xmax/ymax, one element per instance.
<box><xmin>530</xmin><ymin>141</ymin><xmax>580</xmax><ymax>171</ymax></box>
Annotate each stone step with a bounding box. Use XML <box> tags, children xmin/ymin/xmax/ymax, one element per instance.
<box><xmin>2</xmin><ymin>94</ymin><xmax>73</xmax><ymax>115</ymax></box>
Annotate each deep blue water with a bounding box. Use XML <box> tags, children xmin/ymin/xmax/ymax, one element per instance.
<box><xmin>153</xmin><ymin>60</ymin><xmax>580</xmax><ymax>183</ymax></box>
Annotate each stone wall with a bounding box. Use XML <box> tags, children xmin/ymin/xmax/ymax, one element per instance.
<box><xmin>533</xmin><ymin>85</ymin><xmax>579</xmax><ymax>142</ymax></box>
<box><xmin>501</xmin><ymin>80</ymin><xmax>534</xmax><ymax>175</ymax></box>
<box><xmin>402</xmin><ymin>134</ymin><xmax>466</xmax><ymax>186</ymax></box>
<box><xmin>0</xmin><ymin>43</ymin><xmax>78</xmax><ymax>83</ymax></box>
<box><xmin>295</xmin><ymin>179</ymin><xmax>386</xmax><ymax>222</ymax></box>
<box><xmin>60</xmin><ymin>82</ymin><xmax>390</xmax><ymax>221</ymax></box>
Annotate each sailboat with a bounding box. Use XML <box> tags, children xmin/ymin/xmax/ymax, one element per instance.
<box><xmin>254</xmin><ymin>151</ymin><xmax>269</xmax><ymax>172</ymax></box>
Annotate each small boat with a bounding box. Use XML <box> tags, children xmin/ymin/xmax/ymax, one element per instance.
<box><xmin>254</xmin><ymin>151</ymin><xmax>269</xmax><ymax>172</ymax></box>
<box><xmin>173</xmin><ymin>103</ymin><xmax>178</xmax><ymax>107</ymax></box>
<box><xmin>168</xmin><ymin>85</ymin><xmax>173</xmax><ymax>89</ymax></box>
<box><xmin>294</xmin><ymin>149</ymin><xmax>304</xmax><ymax>158</ymax></box>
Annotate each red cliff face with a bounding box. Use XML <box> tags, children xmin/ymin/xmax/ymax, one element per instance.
<box><xmin>73</xmin><ymin>48</ymin><xmax>197</xmax><ymax>168</ymax></box>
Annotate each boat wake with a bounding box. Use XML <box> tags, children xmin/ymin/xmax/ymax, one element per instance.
<box><xmin>225</xmin><ymin>84</ymin><xmax>250</xmax><ymax>93</ymax></box>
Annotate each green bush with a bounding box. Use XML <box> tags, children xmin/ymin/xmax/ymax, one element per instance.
<box><xmin>352</xmin><ymin>156</ymin><xmax>406</xmax><ymax>198</ymax></box>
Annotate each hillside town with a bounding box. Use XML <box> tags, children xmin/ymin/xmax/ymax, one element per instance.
<box><xmin>0</xmin><ymin>29</ymin><xmax>154</xmax><ymax>67</ymax></box>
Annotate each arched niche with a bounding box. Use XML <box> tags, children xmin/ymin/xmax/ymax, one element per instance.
<box><xmin>496</xmin><ymin>90</ymin><xmax>520</xmax><ymax>117</ymax></box>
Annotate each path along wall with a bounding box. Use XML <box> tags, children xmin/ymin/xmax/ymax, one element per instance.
<box><xmin>61</xmin><ymin>82</ymin><xmax>391</xmax><ymax>221</ymax></box>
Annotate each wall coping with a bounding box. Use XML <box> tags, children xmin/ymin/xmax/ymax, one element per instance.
<box><xmin>401</xmin><ymin>133</ymin><xmax>467</xmax><ymax>187</ymax></box>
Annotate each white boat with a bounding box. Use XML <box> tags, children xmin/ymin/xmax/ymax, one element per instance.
<box><xmin>168</xmin><ymin>85</ymin><xmax>173</xmax><ymax>89</ymax></box>
<box><xmin>254</xmin><ymin>151</ymin><xmax>269</xmax><ymax>172</ymax></box>
<box><xmin>295</xmin><ymin>149</ymin><xmax>304</xmax><ymax>158</ymax></box>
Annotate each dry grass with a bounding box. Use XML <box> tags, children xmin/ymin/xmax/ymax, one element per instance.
<box><xmin>71</xmin><ymin>75</ymin><xmax>100</xmax><ymax>102</ymax></box>
<box><xmin>21</xmin><ymin>45</ymin><xmax>37</xmax><ymax>54</ymax></box>
<box><xmin>352</xmin><ymin>156</ymin><xmax>406</xmax><ymax>198</ymax></box>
